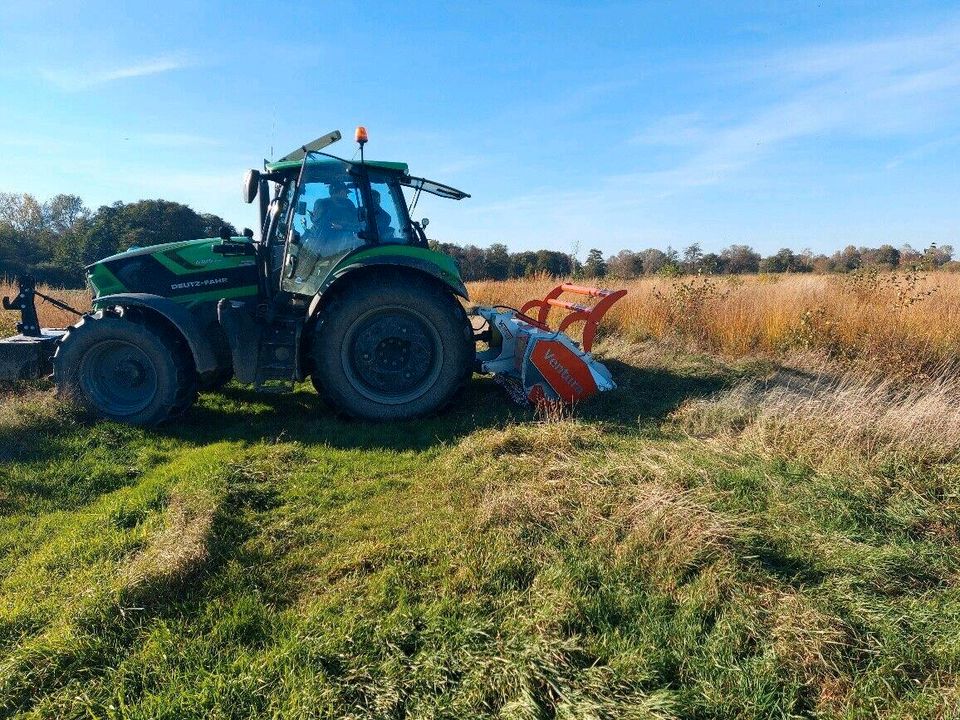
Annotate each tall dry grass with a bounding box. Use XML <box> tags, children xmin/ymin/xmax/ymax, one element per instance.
<box><xmin>6</xmin><ymin>272</ymin><xmax>960</xmax><ymax>377</ymax></box>
<box><xmin>469</xmin><ymin>271</ymin><xmax>960</xmax><ymax>377</ymax></box>
<box><xmin>673</xmin><ymin>368</ymin><xmax>960</xmax><ymax>471</ymax></box>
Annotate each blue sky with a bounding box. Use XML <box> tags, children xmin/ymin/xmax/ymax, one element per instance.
<box><xmin>1</xmin><ymin>1</ymin><xmax>959</xmax><ymax>258</ymax></box>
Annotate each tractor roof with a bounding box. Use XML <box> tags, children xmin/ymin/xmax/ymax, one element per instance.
<box><xmin>263</xmin><ymin>155</ymin><xmax>470</xmax><ymax>200</ymax></box>
<box><xmin>264</xmin><ymin>157</ymin><xmax>409</xmax><ymax>174</ymax></box>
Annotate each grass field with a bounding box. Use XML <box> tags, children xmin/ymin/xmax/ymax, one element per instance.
<box><xmin>1</xmin><ymin>276</ymin><xmax>959</xmax><ymax>717</ymax></box>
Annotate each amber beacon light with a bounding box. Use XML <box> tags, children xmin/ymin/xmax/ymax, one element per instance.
<box><xmin>355</xmin><ymin>126</ymin><xmax>368</xmax><ymax>145</ymax></box>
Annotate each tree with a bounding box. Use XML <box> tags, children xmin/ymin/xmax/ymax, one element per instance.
<box><xmin>759</xmin><ymin>248</ymin><xmax>812</xmax><ymax>273</ymax></box>
<box><xmin>0</xmin><ymin>193</ymin><xmax>240</xmax><ymax>286</ymax></box>
<box><xmin>199</xmin><ymin>212</ymin><xmax>238</xmax><ymax>238</ymax></box>
<box><xmin>639</xmin><ymin>248</ymin><xmax>669</xmax><ymax>275</ymax></box>
<box><xmin>583</xmin><ymin>248</ymin><xmax>606</xmax><ymax>278</ymax></box>
<box><xmin>534</xmin><ymin>249</ymin><xmax>572</xmax><ymax>277</ymax></box>
<box><xmin>922</xmin><ymin>243</ymin><xmax>953</xmax><ymax>269</ymax></box>
<box><xmin>721</xmin><ymin>244</ymin><xmax>760</xmax><ymax>274</ymax></box>
<box><xmin>606</xmin><ymin>250</ymin><xmax>642</xmax><ymax>279</ymax></box>
<box><xmin>44</xmin><ymin>194</ymin><xmax>88</xmax><ymax>235</ymax></box>
<box><xmin>874</xmin><ymin>244</ymin><xmax>901</xmax><ymax>269</ymax></box>
<box><xmin>0</xmin><ymin>192</ymin><xmax>91</xmax><ymax>284</ymax></box>
<box><xmin>0</xmin><ymin>193</ymin><xmax>46</xmax><ymax>272</ymax></box>
<box><xmin>459</xmin><ymin>244</ymin><xmax>487</xmax><ymax>281</ymax></box>
<box><xmin>682</xmin><ymin>243</ymin><xmax>703</xmax><ymax>273</ymax></box>
<box><xmin>483</xmin><ymin>243</ymin><xmax>511</xmax><ymax>280</ymax></box>
<box><xmin>833</xmin><ymin>245</ymin><xmax>861</xmax><ymax>272</ymax></box>
<box><xmin>510</xmin><ymin>251</ymin><xmax>538</xmax><ymax>278</ymax></box>
<box><xmin>900</xmin><ymin>244</ymin><xmax>923</xmax><ymax>267</ymax></box>
<box><xmin>0</xmin><ymin>192</ymin><xmax>44</xmax><ymax>235</ymax></box>
<box><xmin>810</xmin><ymin>254</ymin><xmax>832</xmax><ymax>273</ymax></box>
<box><xmin>700</xmin><ymin>253</ymin><xmax>723</xmax><ymax>275</ymax></box>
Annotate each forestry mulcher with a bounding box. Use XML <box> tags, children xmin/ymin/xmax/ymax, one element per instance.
<box><xmin>1</xmin><ymin>128</ymin><xmax>625</xmax><ymax>425</ymax></box>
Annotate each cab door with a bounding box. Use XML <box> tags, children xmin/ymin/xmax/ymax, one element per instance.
<box><xmin>280</xmin><ymin>161</ymin><xmax>369</xmax><ymax>297</ymax></box>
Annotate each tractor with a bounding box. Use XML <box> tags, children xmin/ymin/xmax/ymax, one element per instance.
<box><xmin>1</xmin><ymin>128</ymin><xmax>625</xmax><ymax>424</ymax></box>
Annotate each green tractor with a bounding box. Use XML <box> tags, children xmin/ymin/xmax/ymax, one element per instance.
<box><xmin>2</xmin><ymin>128</ymin><xmax>476</xmax><ymax>424</ymax></box>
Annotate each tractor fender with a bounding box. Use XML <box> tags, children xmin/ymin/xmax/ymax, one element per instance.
<box><xmin>314</xmin><ymin>255</ymin><xmax>469</xmax><ymax>311</ymax></box>
<box><xmin>91</xmin><ymin>293</ymin><xmax>220</xmax><ymax>375</ymax></box>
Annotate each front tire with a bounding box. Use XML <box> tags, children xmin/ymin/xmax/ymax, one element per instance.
<box><xmin>53</xmin><ymin>311</ymin><xmax>197</xmax><ymax>426</ymax></box>
<box><xmin>310</xmin><ymin>272</ymin><xmax>474</xmax><ymax>420</ymax></box>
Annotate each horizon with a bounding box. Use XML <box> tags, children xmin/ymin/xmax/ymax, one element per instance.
<box><xmin>2</xmin><ymin>1</ymin><xmax>959</xmax><ymax>259</ymax></box>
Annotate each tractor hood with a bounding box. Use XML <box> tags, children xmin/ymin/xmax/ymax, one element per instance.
<box><xmin>86</xmin><ymin>236</ymin><xmax>259</xmax><ymax>303</ymax></box>
<box><xmin>87</xmin><ymin>236</ymin><xmax>236</xmax><ymax>269</ymax></box>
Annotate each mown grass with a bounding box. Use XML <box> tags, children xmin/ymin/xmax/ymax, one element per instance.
<box><xmin>2</xmin><ymin>336</ymin><xmax>959</xmax><ymax>718</ymax></box>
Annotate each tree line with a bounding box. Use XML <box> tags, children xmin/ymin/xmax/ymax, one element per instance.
<box><xmin>1</xmin><ymin>191</ymin><xmax>954</xmax><ymax>287</ymax></box>
<box><xmin>0</xmin><ymin>192</ymin><xmax>236</xmax><ymax>287</ymax></box>
<box><xmin>431</xmin><ymin>241</ymin><xmax>956</xmax><ymax>280</ymax></box>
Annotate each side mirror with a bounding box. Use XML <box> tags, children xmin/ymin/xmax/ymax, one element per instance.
<box><xmin>421</xmin><ymin>218</ymin><xmax>430</xmax><ymax>229</ymax></box>
<box><xmin>242</xmin><ymin>227</ymin><xmax>254</xmax><ymax>239</ymax></box>
<box><xmin>297</xmin><ymin>201</ymin><xmax>307</xmax><ymax>215</ymax></box>
<box><xmin>242</xmin><ymin>169</ymin><xmax>261</xmax><ymax>204</ymax></box>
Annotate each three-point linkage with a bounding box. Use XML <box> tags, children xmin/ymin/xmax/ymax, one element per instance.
<box><xmin>2</xmin><ymin>276</ymin><xmax>83</xmax><ymax>337</ymax></box>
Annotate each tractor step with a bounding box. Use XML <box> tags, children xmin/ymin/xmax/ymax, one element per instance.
<box><xmin>254</xmin><ymin>318</ymin><xmax>302</xmax><ymax>392</ymax></box>
<box><xmin>0</xmin><ymin>330</ymin><xmax>66</xmax><ymax>382</ymax></box>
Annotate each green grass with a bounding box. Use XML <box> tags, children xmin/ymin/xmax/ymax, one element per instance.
<box><xmin>1</xmin><ymin>346</ymin><xmax>959</xmax><ymax>718</ymax></box>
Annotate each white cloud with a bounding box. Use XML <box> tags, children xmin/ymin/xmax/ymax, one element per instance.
<box><xmin>630</xmin><ymin>113</ymin><xmax>710</xmax><ymax>146</ymax></box>
<box><xmin>884</xmin><ymin>133</ymin><xmax>960</xmax><ymax>170</ymax></box>
<box><xmin>41</xmin><ymin>54</ymin><xmax>194</xmax><ymax>91</ymax></box>
<box><xmin>625</xmin><ymin>21</ymin><xmax>960</xmax><ymax>191</ymax></box>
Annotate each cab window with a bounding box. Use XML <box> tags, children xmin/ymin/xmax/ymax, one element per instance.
<box><xmin>368</xmin><ymin>178</ymin><xmax>411</xmax><ymax>245</ymax></box>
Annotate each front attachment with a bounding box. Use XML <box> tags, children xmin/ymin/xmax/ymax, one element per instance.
<box><xmin>0</xmin><ymin>330</ymin><xmax>66</xmax><ymax>381</ymax></box>
<box><xmin>475</xmin><ymin>283</ymin><xmax>625</xmax><ymax>406</ymax></box>
<box><xmin>1</xmin><ymin>277</ymin><xmax>67</xmax><ymax>381</ymax></box>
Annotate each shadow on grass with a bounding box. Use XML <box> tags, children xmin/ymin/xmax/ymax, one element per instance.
<box><xmin>159</xmin><ymin>356</ymin><xmax>739</xmax><ymax>452</ymax></box>
<box><xmin>156</xmin><ymin>376</ymin><xmax>523</xmax><ymax>452</ymax></box>
<box><xmin>2</xmin><ymin>351</ymin><xmax>747</xmax><ymax>463</ymax></box>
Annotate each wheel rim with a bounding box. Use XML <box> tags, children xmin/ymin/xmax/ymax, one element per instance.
<box><xmin>79</xmin><ymin>340</ymin><xmax>159</xmax><ymax>416</ymax></box>
<box><xmin>340</xmin><ymin>305</ymin><xmax>444</xmax><ymax>405</ymax></box>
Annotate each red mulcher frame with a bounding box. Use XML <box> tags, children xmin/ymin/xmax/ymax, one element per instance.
<box><xmin>519</xmin><ymin>283</ymin><xmax>627</xmax><ymax>352</ymax></box>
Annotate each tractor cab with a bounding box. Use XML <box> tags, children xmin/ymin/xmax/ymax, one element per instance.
<box><xmin>242</xmin><ymin>131</ymin><xmax>469</xmax><ymax>301</ymax></box>
<box><xmin>276</xmin><ymin>155</ymin><xmax>417</xmax><ymax>297</ymax></box>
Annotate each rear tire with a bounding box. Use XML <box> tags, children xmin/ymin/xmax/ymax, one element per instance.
<box><xmin>53</xmin><ymin>311</ymin><xmax>197</xmax><ymax>426</ymax></box>
<box><xmin>310</xmin><ymin>272</ymin><xmax>474</xmax><ymax>421</ymax></box>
